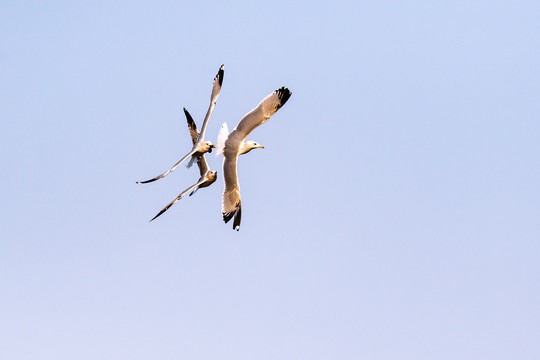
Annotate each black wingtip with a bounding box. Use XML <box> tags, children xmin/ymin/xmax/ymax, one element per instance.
<box><xmin>223</xmin><ymin>201</ymin><xmax>241</xmax><ymax>231</ymax></box>
<box><xmin>149</xmin><ymin>211</ymin><xmax>163</xmax><ymax>222</ymax></box>
<box><xmin>233</xmin><ymin>204</ymin><xmax>241</xmax><ymax>231</ymax></box>
<box><xmin>183</xmin><ymin>107</ymin><xmax>194</xmax><ymax>123</ymax></box>
<box><xmin>136</xmin><ymin>178</ymin><xmax>157</xmax><ymax>184</ymax></box>
<box><xmin>216</xmin><ymin>64</ymin><xmax>224</xmax><ymax>87</ymax></box>
<box><xmin>223</xmin><ymin>211</ymin><xmax>234</xmax><ymax>223</ymax></box>
<box><xmin>276</xmin><ymin>87</ymin><xmax>292</xmax><ymax>109</ymax></box>
<box><xmin>149</xmin><ymin>210</ymin><xmax>161</xmax><ymax>222</ymax></box>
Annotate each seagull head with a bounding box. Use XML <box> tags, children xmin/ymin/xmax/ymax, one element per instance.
<box><xmin>208</xmin><ymin>170</ymin><xmax>218</xmax><ymax>183</ymax></box>
<box><xmin>204</xmin><ymin>141</ymin><xmax>215</xmax><ymax>153</ymax></box>
<box><xmin>240</xmin><ymin>141</ymin><xmax>264</xmax><ymax>155</ymax></box>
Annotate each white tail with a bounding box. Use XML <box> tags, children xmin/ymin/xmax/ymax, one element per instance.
<box><xmin>215</xmin><ymin>122</ymin><xmax>229</xmax><ymax>157</ymax></box>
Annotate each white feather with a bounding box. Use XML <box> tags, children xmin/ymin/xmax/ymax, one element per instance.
<box><xmin>215</xmin><ymin>122</ymin><xmax>229</xmax><ymax>157</ymax></box>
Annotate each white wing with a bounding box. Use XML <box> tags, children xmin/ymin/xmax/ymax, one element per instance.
<box><xmin>197</xmin><ymin>64</ymin><xmax>224</xmax><ymax>143</ymax></box>
<box><xmin>222</xmin><ymin>154</ymin><xmax>242</xmax><ymax>230</ymax></box>
<box><xmin>215</xmin><ymin>122</ymin><xmax>229</xmax><ymax>157</ymax></box>
<box><xmin>136</xmin><ymin>149</ymin><xmax>197</xmax><ymax>184</ymax></box>
<box><xmin>231</xmin><ymin>87</ymin><xmax>291</xmax><ymax>140</ymax></box>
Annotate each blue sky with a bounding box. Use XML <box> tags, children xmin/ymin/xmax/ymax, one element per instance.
<box><xmin>1</xmin><ymin>1</ymin><xmax>539</xmax><ymax>359</ymax></box>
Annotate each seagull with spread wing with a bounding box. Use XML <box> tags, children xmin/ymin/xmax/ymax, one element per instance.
<box><xmin>137</xmin><ymin>64</ymin><xmax>224</xmax><ymax>184</ymax></box>
<box><xmin>218</xmin><ymin>87</ymin><xmax>292</xmax><ymax>231</ymax></box>
<box><xmin>149</xmin><ymin>108</ymin><xmax>218</xmax><ymax>222</ymax></box>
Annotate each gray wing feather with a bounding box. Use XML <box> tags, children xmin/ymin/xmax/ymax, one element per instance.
<box><xmin>232</xmin><ymin>87</ymin><xmax>291</xmax><ymax>140</ymax></box>
<box><xmin>222</xmin><ymin>154</ymin><xmax>240</xmax><ymax>216</ymax></box>
<box><xmin>183</xmin><ymin>108</ymin><xmax>199</xmax><ymax>145</ymax></box>
<box><xmin>197</xmin><ymin>64</ymin><xmax>224</xmax><ymax>142</ymax></box>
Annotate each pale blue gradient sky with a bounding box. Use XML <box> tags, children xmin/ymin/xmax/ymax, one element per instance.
<box><xmin>1</xmin><ymin>1</ymin><xmax>539</xmax><ymax>359</ymax></box>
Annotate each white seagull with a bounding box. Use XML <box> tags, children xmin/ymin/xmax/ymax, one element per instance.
<box><xmin>150</xmin><ymin>108</ymin><xmax>218</xmax><ymax>222</ymax></box>
<box><xmin>219</xmin><ymin>87</ymin><xmax>292</xmax><ymax>230</ymax></box>
<box><xmin>137</xmin><ymin>64</ymin><xmax>224</xmax><ymax>184</ymax></box>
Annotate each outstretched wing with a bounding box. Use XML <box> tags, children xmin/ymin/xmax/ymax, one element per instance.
<box><xmin>197</xmin><ymin>64</ymin><xmax>224</xmax><ymax>143</ymax></box>
<box><xmin>183</xmin><ymin>108</ymin><xmax>210</xmax><ymax>177</ymax></box>
<box><xmin>222</xmin><ymin>154</ymin><xmax>241</xmax><ymax>230</ymax></box>
<box><xmin>136</xmin><ymin>149</ymin><xmax>197</xmax><ymax>184</ymax></box>
<box><xmin>183</xmin><ymin>108</ymin><xmax>199</xmax><ymax>145</ymax></box>
<box><xmin>215</xmin><ymin>122</ymin><xmax>229</xmax><ymax>157</ymax></box>
<box><xmin>232</xmin><ymin>87</ymin><xmax>291</xmax><ymax>140</ymax></box>
<box><xmin>149</xmin><ymin>178</ymin><xmax>207</xmax><ymax>221</ymax></box>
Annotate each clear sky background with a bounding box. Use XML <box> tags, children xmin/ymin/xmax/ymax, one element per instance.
<box><xmin>1</xmin><ymin>1</ymin><xmax>539</xmax><ymax>359</ymax></box>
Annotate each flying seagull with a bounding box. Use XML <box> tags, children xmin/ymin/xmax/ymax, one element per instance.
<box><xmin>219</xmin><ymin>87</ymin><xmax>292</xmax><ymax>230</ymax></box>
<box><xmin>137</xmin><ymin>64</ymin><xmax>224</xmax><ymax>184</ymax></box>
<box><xmin>150</xmin><ymin>108</ymin><xmax>218</xmax><ymax>222</ymax></box>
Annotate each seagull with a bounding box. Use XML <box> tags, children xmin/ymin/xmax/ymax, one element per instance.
<box><xmin>219</xmin><ymin>87</ymin><xmax>292</xmax><ymax>231</ymax></box>
<box><xmin>150</xmin><ymin>108</ymin><xmax>218</xmax><ymax>222</ymax></box>
<box><xmin>137</xmin><ymin>64</ymin><xmax>224</xmax><ymax>184</ymax></box>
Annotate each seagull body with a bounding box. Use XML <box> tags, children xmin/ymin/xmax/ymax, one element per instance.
<box><xmin>150</xmin><ymin>108</ymin><xmax>217</xmax><ymax>222</ymax></box>
<box><xmin>219</xmin><ymin>87</ymin><xmax>292</xmax><ymax>230</ymax></box>
<box><xmin>137</xmin><ymin>65</ymin><xmax>224</xmax><ymax>184</ymax></box>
